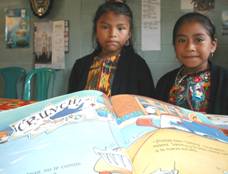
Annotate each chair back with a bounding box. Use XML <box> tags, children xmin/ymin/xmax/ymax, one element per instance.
<box><xmin>23</xmin><ymin>68</ymin><xmax>55</xmax><ymax>101</ymax></box>
<box><xmin>0</xmin><ymin>66</ymin><xmax>26</xmax><ymax>98</ymax></box>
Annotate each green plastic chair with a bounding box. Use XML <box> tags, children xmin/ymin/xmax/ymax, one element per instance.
<box><xmin>0</xmin><ymin>66</ymin><xmax>26</xmax><ymax>99</ymax></box>
<box><xmin>23</xmin><ymin>68</ymin><xmax>55</xmax><ymax>101</ymax></box>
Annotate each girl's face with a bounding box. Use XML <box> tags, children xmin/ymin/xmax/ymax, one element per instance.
<box><xmin>174</xmin><ymin>21</ymin><xmax>217</xmax><ymax>72</ymax></box>
<box><xmin>96</xmin><ymin>11</ymin><xmax>131</xmax><ymax>57</ymax></box>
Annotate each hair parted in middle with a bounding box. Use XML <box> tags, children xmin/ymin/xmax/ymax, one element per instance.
<box><xmin>92</xmin><ymin>1</ymin><xmax>134</xmax><ymax>51</ymax></box>
<box><xmin>172</xmin><ymin>12</ymin><xmax>216</xmax><ymax>45</ymax></box>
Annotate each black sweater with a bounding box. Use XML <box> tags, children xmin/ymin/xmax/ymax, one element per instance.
<box><xmin>155</xmin><ymin>62</ymin><xmax>228</xmax><ymax>115</ymax></box>
<box><xmin>68</xmin><ymin>47</ymin><xmax>155</xmax><ymax>97</ymax></box>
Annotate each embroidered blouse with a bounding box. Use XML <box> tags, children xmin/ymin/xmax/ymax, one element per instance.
<box><xmin>85</xmin><ymin>55</ymin><xmax>119</xmax><ymax>96</ymax></box>
<box><xmin>168</xmin><ymin>68</ymin><xmax>211</xmax><ymax>112</ymax></box>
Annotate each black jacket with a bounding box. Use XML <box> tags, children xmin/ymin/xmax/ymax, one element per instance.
<box><xmin>155</xmin><ymin>62</ymin><xmax>228</xmax><ymax>115</ymax></box>
<box><xmin>68</xmin><ymin>47</ymin><xmax>155</xmax><ymax>97</ymax></box>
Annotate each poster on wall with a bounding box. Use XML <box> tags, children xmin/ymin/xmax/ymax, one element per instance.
<box><xmin>34</xmin><ymin>21</ymin><xmax>52</xmax><ymax>65</ymax></box>
<box><xmin>34</xmin><ymin>20</ymin><xmax>69</xmax><ymax>69</ymax></box>
<box><xmin>5</xmin><ymin>8</ymin><xmax>30</xmax><ymax>48</ymax></box>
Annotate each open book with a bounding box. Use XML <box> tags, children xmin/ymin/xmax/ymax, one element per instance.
<box><xmin>0</xmin><ymin>90</ymin><xmax>227</xmax><ymax>174</ymax></box>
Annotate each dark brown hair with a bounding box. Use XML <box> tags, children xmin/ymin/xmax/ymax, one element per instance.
<box><xmin>173</xmin><ymin>12</ymin><xmax>216</xmax><ymax>45</ymax></box>
<box><xmin>92</xmin><ymin>1</ymin><xmax>134</xmax><ymax>51</ymax></box>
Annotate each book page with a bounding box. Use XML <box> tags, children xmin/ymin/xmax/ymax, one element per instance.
<box><xmin>206</xmin><ymin>114</ymin><xmax>228</xmax><ymax>135</ymax></box>
<box><xmin>111</xmin><ymin>94</ymin><xmax>215</xmax><ymax>124</ymax></box>
<box><xmin>111</xmin><ymin>95</ymin><xmax>143</xmax><ymax>118</ymax></box>
<box><xmin>95</xmin><ymin>129</ymin><xmax>228</xmax><ymax>174</ymax></box>
<box><xmin>111</xmin><ymin>94</ymin><xmax>228</xmax><ymax>145</ymax></box>
<box><xmin>0</xmin><ymin>90</ymin><xmax>120</xmax><ymax>174</ymax></box>
<box><xmin>94</xmin><ymin>147</ymin><xmax>132</xmax><ymax>173</ymax></box>
<box><xmin>132</xmin><ymin>129</ymin><xmax>228</xmax><ymax>173</ymax></box>
<box><xmin>1</xmin><ymin>90</ymin><xmax>227</xmax><ymax>174</ymax></box>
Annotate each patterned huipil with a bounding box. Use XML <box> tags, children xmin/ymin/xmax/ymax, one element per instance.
<box><xmin>85</xmin><ymin>55</ymin><xmax>119</xmax><ymax>97</ymax></box>
<box><xmin>168</xmin><ymin>68</ymin><xmax>211</xmax><ymax>113</ymax></box>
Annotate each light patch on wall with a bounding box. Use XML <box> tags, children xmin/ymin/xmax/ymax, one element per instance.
<box><xmin>181</xmin><ymin>0</ymin><xmax>193</xmax><ymax>12</ymax></box>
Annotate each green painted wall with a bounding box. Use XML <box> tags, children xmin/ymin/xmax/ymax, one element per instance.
<box><xmin>0</xmin><ymin>0</ymin><xmax>228</xmax><ymax>97</ymax></box>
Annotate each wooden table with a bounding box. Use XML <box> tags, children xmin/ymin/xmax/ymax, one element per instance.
<box><xmin>0</xmin><ymin>98</ymin><xmax>34</xmax><ymax>111</ymax></box>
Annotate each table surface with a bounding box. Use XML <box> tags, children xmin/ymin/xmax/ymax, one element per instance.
<box><xmin>0</xmin><ymin>98</ymin><xmax>34</xmax><ymax>111</ymax></box>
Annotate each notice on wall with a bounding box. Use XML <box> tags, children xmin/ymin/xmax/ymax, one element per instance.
<box><xmin>52</xmin><ymin>20</ymin><xmax>65</xmax><ymax>69</ymax></box>
<box><xmin>34</xmin><ymin>20</ymin><xmax>69</xmax><ymax>69</ymax></box>
<box><xmin>141</xmin><ymin>0</ymin><xmax>160</xmax><ymax>51</ymax></box>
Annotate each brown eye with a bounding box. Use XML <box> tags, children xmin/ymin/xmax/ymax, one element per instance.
<box><xmin>195</xmin><ymin>37</ymin><xmax>204</xmax><ymax>43</ymax></box>
<box><xmin>100</xmin><ymin>24</ymin><xmax>109</xmax><ymax>30</ymax></box>
<box><xmin>176</xmin><ymin>37</ymin><xmax>186</xmax><ymax>43</ymax></box>
<box><xmin>118</xmin><ymin>26</ymin><xmax>126</xmax><ymax>31</ymax></box>
<box><xmin>118</xmin><ymin>27</ymin><xmax>123</xmax><ymax>31</ymax></box>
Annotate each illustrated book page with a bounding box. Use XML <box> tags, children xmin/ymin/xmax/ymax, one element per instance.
<box><xmin>0</xmin><ymin>90</ymin><xmax>227</xmax><ymax>174</ymax></box>
<box><xmin>0</xmin><ymin>90</ymin><xmax>119</xmax><ymax>174</ymax></box>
